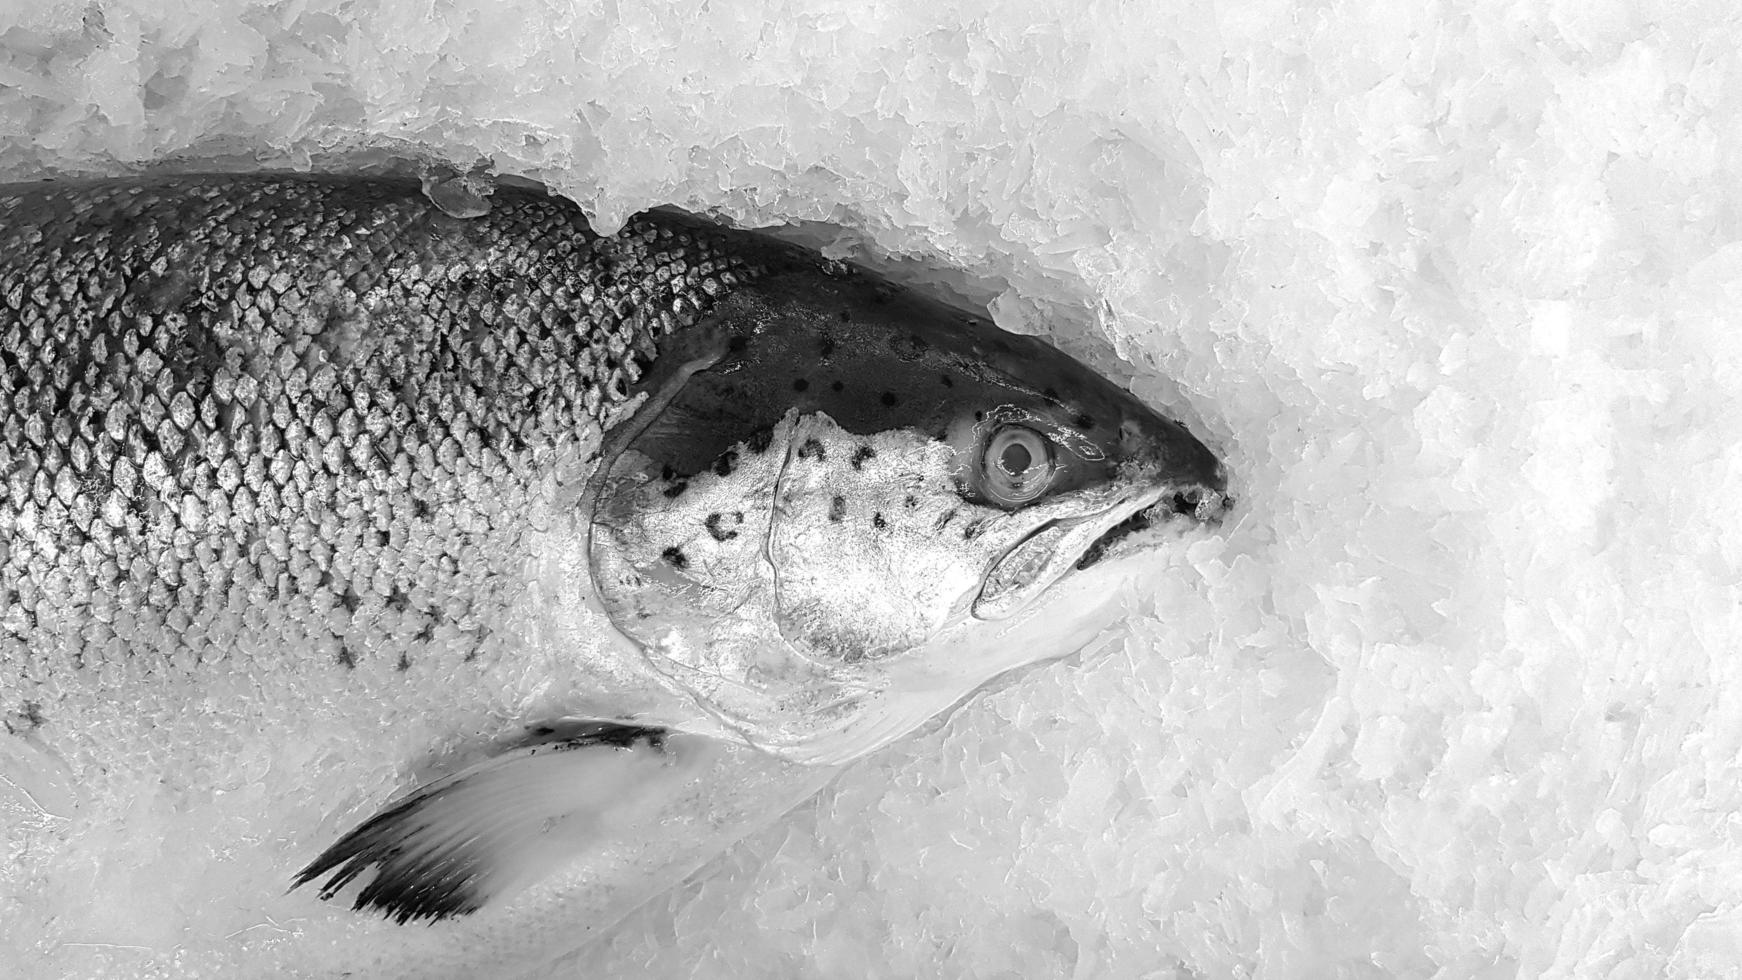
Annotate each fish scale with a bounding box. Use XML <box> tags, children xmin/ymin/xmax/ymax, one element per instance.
<box><xmin>0</xmin><ymin>173</ymin><xmax>785</xmax><ymax>685</ymax></box>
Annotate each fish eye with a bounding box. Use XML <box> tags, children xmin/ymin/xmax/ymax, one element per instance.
<box><xmin>981</xmin><ymin>425</ymin><xmax>1054</xmax><ymax>506</ymax></box>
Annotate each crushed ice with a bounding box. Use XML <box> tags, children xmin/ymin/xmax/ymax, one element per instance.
<box><xmin>2</xmin><ymin>1</ymin><xmax>1737</xmax><ymax>977</ymax></box>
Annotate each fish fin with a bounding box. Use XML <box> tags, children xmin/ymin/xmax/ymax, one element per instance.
<box><xmin>291</xmin><ymin>722</ymin><xmax>720</xmax><ymax>924</ymax></box>
<box><xmin>590</xmin><ymin>301</ymin><xmax>748</xmax><ymax>477</ymax></box>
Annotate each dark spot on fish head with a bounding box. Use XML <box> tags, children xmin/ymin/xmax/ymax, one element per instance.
<box><xmin>1075</xmin><ymin>413</ymin><xmax>1095</xmax><ymax>429</ymax></box>
<box><xmin>663</xmin><ymin>481</ymin><xmax>688</xmax><ymax>499</ymax></box>
<box><xmin>705</xmin><ymin>512</ymin><xmax>740</xmax><ymax>542</ymax></box>
<box><xmin>793</xmin><ymin>378</ymin><xmax>809</xmax><ymax>392</ymax></box>
<box><xmin>1043</xmin><ymin>387</ymin><xmax>1059</xmax><ymax>401</ymax></box>
<box><xmin>798</xmin><ymin>438</ymin><xmax>826</xmax><ymax>461</ymax></box>
<box><xmin>4</xmin><ymin>700</ymin><xmax>45</xmax><ymax>735</ymax></box>
<box><xmin>660</xmin><ymin>465</ymin><xmax>677</xmax><ymax>482</ymax></box>
<box><xmin>396</xmin><ymin>651</ymin><xmax>412</xmax><ymax>672</ymax></box>
<box><xmin>850</xmin><ymin>445</ymin><xmax>876</xmax><ymax>470</ymax></box>
<box><xmin>940</xmin><ymin>374</ymin><xmax>954</xmax><ymax>388</ymax></box>
<box><xmin>727</xmin><ymin>335</ymin><xmax>749</xmax><ymax>353</ymax></box>
<box><xmin>831</xmin><ymin>380</ymin><xmax>844</xmax><ymax>393</ymax></box>
<box><xmin>661</xmin><ymin>546</ymin><xmax>689</xmax><ymax>569</ymax></box>
<box><xmin>904</xmin><ymin>494</ymin><xmax>918</xmax><ymax>509</ymax></box>
<box><xmin>838</xmin><ymin>310</ymin><xmax>851</xmax><ymax>322</ymax></box>
<box><xmin>880</xmin><ymin>391</ymin><xmax>898</xmax><ymax>407</ymax></box>
<box><xmin>828</xmin><ymin>495</ymin><xmax>847</xmax><ymax>522</ymax></box>
<box><xmin>336</xmin><ymin>645</ymin><xmax>357</xmax><ymax>669</ymax></box>
<box><xmin>962</xmin><ymin>519</ymin><xmax>985</xmax><ymax>541</ymax></box>
<box><xmin>818</xmin><ymin>334</ymin><xmax>837</xmax><ymax>358</ymax></box>
<box><xmin>872</xmin><ymin>512</ymin><xmax>887</xmax><ymax>530</ymax></box>
<box><xmin>713</xmin><ymin>450</ymin><xmax>738</xmax><ymax>476</ymax></box>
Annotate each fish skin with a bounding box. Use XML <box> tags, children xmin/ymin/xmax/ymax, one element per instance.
<box><xmin>0</xmin><ymin>172</ymin><xmax>1228</xmax><ymax>965</ymax></box>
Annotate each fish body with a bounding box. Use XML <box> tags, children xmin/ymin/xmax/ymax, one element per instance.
<box><xmin>0</xmin><ymin>173</ymin><xmax>1225</xmax><ymax>975</ymax></box>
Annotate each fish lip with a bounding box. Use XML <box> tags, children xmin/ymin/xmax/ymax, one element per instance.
<box><xmin>972</xmin><ymin>481</ymin><xmax>1230</xmax><ymax>620</ymax></box>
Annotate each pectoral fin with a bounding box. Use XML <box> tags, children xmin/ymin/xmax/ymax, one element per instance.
<box><xmin>292</xmin><ymin>722</ymin><xmax>721</xmax><ymax>924</ymax></box>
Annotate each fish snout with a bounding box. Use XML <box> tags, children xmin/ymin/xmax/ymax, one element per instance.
<box><xmin>1121</xmin><ymin>411</ymin><xmax>1226</xmax><ymax>491</ymax></box>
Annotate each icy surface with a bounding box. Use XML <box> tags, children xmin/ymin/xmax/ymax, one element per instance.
<box><xmin>3</xmin><ymin>1</ymin><xmax>1740</xmax><ymax>977</ymax></box>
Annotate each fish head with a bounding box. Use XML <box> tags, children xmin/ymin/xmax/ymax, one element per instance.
<box><xmin>588</xmin><ymin>256</ymin><xmax>1226</xmax><ymax>763</ymax></box>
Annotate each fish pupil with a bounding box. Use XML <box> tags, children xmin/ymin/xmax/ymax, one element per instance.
<box><xmin>1000</xmin><ymin>442</ymin><xmax>1033</xmax><ymax>475</ymax></box>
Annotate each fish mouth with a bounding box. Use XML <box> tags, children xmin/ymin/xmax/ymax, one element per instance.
<box><xmin>1074</xmin><ymin>485</ymin><xmax>1231</xmax><ymax>570</ymax></box>
<box><xmin>972</xmin><ymin>484</ymin><xmax>1230</xmax><ymax>620</ymax></box>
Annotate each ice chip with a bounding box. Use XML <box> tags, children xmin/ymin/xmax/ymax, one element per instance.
<box><xmin>421</xmin><ymin>172</ymin><xmax>495</xmax><ymax>218</ymax></box>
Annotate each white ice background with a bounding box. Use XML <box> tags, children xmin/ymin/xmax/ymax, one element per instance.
<box><xmin>2</xmin><ymin>1</ymin><xmax>1740</xmax><ymax>977</ymax></box>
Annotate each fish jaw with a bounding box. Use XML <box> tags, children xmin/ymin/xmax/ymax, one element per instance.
<box><xmin>972</xmin><ymin>489</ymin><xmax>1164</xmax><ymax>620</ymax></box>
<box><xmin>975</xmin><ymin>449</ymin><xmax>1233</xmax><ymax>616</ymax></box>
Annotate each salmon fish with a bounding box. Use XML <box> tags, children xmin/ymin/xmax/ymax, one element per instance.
<box><xmin>0</xmin><ymin>173</ymin><xmax>1225</xmax><ymax>975</ymax></box>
